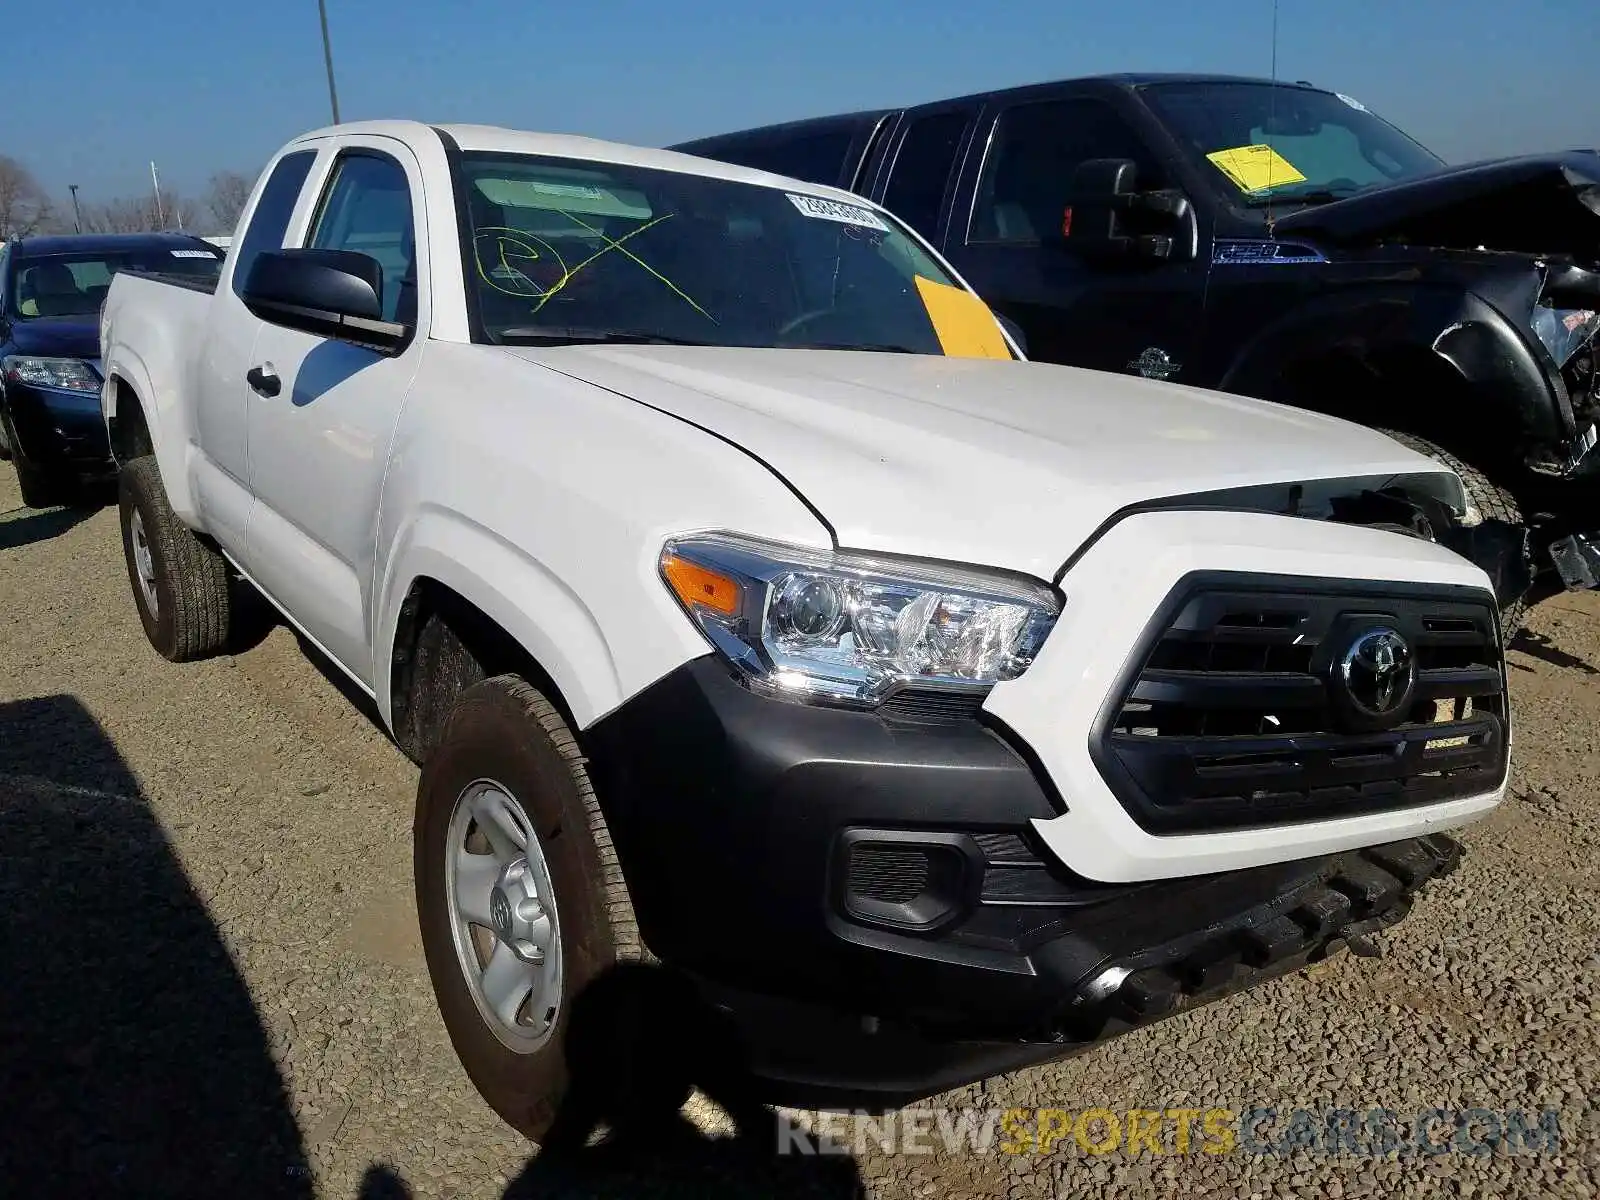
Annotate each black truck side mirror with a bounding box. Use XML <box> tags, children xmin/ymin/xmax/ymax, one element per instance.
<box><xmin>1064</xmin><ymin>158</ymin><xmax>1194</xmax><ymax>263</ymax></box>
<box><xmin>241</xmin><ymin>248</ymin><xmax>411</xmax><ymax>354</ymax></box>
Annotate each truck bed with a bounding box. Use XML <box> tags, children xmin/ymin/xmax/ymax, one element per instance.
<box><xmin>120</xmin><ymin>269</ymin><xmax>220</xmax><ymax>295</ymax></box>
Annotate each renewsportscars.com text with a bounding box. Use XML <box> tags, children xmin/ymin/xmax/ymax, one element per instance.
<box><xmin>776</xmin><ymin>1106</ymin><xmax>1563</xmax><ymax>1159</ymax></box>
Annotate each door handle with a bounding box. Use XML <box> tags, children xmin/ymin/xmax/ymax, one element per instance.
<box><xmin>246</xmin><ymin>364</ymin><xmax>281</xmax><ymax>398</ymax></box>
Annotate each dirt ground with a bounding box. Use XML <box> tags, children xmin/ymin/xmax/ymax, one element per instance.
<box><xmin>2</xmin><ymin>464</ymin><xmax>1596</xmax><ymax>1199</ymax></box>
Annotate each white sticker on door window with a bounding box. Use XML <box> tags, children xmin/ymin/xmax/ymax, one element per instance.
<box><xmin>785</xmin><ymin>193</ymin><xmax>889</xmax><ymax>231</ymax></box>
<box><xmin>170</xmin><ymin>249</ymin><xmax>219</xmax><ymax>258</ymax></box>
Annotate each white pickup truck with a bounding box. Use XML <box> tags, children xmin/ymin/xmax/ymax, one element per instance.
<box><xmin>99</xmin><ymin>120</ymin><xmax>1510</xmax><ymax>1136</ymax></box>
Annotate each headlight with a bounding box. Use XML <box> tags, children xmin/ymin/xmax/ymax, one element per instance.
<box><xmin>2</xmin><ymin>356</ymin><xmax>100</xmax><ymax>393</ymax></box>
<box><xmin>659</xmin><ymin>533</ymin><xmax>1060</xmax><ymax>706</ymax></box>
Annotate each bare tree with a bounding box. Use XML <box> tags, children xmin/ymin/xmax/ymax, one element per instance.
<box><xmin>78</xmin><ymin>190</ymin><xmax>188</xmax><ymax>235</ymax></box>
<box><xmin>0</xmin><ymin>156</ymin><xmax>54</xmax><ymax>239</ymax></box>
<box><xmin>204</xmin><ymin>170</ymin><xmax>255</xmax><ymax>232</ymax></box>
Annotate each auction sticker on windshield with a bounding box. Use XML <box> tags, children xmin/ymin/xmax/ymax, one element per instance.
<box><xmin>1204</xmin><ymin>144</ymin><xmax>1307</xmax><ymax>193</ymax></box>
<box><xmin>786</xmin><ymin>193</ymin><xmax>889</xmax><ymax>231</ymax></box>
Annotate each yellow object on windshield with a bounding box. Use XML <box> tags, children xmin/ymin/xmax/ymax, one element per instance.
<box><xmin>914</xmin><ymin>276</ymin><xmax>1012</xmax><ymax>360</ymax></box>
<box><xmin>1205</xmin><ymin>144</ymin><xmax>1307</xmax><ymax>193</ymax></box>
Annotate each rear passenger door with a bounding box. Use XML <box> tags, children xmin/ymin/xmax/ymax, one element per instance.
<box><xmin>863</xmin><ymin>103</ymin><xmax>980</xmax><ymax>248</ymax></box>
<box><xmin>242</xmin><ymin>139</ymin><xmax>428</xmax><ymax>686</ymax></box>
<box><xmin>944</xmin><ymin>93</ymin><xmax>1209</xmax><ymax>380</ymax></box>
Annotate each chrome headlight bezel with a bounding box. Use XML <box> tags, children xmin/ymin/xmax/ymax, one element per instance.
<box><xmin>659</xmin><ymin>532</ymin><xmax>1061</xmax><ymax>708</ymax></box>
<box><xmin>1</xmin><ymin>355</ymin><xmax>101</xmax><ymax>394</ymax></box>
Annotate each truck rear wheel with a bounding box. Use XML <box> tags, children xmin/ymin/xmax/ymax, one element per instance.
<box><xmin>1377</xmin><ymin>428</ymin><xmax>1528</xmax><ymax>640</ymax></box>
<box><xmin>414</xmin><ymin>674</ymin><xmax>647</xmax><ymax>1140</ymax></box>
<box><xmin>117</xmin><ymin>457</ymin><xmax>232</xmax><ymax>661</ymax></box>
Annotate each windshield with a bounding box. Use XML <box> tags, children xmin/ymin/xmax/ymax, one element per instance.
<box><xmin>458</xmin><ymin>151</ymin><xmax>1002</xmax><ymax>355</ymax></box>
<box><xmin>1141</xmin><ymin>82</ymin><xmax>1445</xmax><ymax>206</ymax></box>
<box><xmin>10</xmin><ymin>248</ymin><xmax>222</xmax><ymax>319</ymax></box>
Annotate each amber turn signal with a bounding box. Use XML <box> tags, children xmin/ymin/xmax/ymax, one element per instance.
<box><xmin>662</xmin><ymin>553</ymin><xmax>742</xmax><ymax>616</ymax></box>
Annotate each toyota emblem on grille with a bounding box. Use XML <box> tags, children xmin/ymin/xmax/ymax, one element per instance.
<box><xmin>1338</xmin><ymin>627</ymin><xmax>1416</xmax><ymax>722</ymax></box>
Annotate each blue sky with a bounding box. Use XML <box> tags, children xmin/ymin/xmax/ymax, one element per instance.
<box><xmin>10</xmin><ymin>0</ymin><xmax>1597</xmax><ymax>221</ymax></box>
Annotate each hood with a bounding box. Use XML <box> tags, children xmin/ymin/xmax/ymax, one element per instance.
<box><xmin>1272</xmin><ymin>152</ymin><xmax>1600</xmax><ymax>260</ymax></box>
<box><xmin>509</xmin><ymin>345</ymin><xmax>1453</xmax><ymax>581</ymax></box>
<box><xmin>6</xmin><ymin>316</ymin><xmax>101</xmax><ymax>362</ymax></box>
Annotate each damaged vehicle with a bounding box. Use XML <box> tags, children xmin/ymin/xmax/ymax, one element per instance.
<box><xmin>673</xmin><ymin>75</ymin><xmax>1600</xmax><ymax>631</ymax></box>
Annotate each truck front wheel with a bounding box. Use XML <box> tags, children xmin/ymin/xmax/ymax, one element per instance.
<box><xmin>117</xmin><ymin>457</ymin><xmax>232</xmax><ymax>661</ymax></box>
<box><xmin>414</xmin><ymin>674</ymin><xmax>647</xmax><ymax>1141</ymax></box>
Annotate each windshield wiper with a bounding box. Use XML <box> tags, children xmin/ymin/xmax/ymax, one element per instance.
<box><xmin>1244</xmin><ymin>186</ymin><xmax>1368</xmax><ymax>208</ymax></box>
<box><xmin>494</xmin><ymin>326</ymin><xmax>715</xmax><ymax>347</ymax></box>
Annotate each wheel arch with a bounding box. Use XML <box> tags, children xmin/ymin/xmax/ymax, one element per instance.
<box><xmin>1218</xmin><ymin>283</ymin><xmax>1568</xmax><ymax>456</ymax></box>
<box><xmin>107</xmin><ymin>375</ymin><xmax>156</xmax><ymax>464</ymax></box>
<box><xmin>375</xmin><ymin>512</ymin><xmax>629</xmax><ymax>762</ymax></box>
<box><xmin>103</xmin><ymin>364</ymin><xmax>201</xmax><ymax>521</ymax></box>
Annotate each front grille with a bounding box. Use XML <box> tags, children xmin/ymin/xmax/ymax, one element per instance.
<box><xmin>1095</xmin><ymin>575</ymin><xmax>1508</xmax><ymax>833</ymax></box>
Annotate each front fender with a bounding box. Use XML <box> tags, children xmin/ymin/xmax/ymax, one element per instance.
<box><xmin>373</xmin><ymin>506</ymin><xmax>701</xmax><ymax>733</ymax></box>
<box><xmin>1219</xmin><ymin>283</ymin><xmax>1569</xmax><ymax>446</ymax></box>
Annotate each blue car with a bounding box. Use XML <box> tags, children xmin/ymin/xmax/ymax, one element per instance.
<box><xmin>0</xmin><ymin>233</ymin><xmax>224</xmax><ymax>507</ymax></box>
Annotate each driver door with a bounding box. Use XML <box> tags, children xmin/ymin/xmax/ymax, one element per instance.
<box><xmin>944</xmin><ymin>94</ymin><xmax>1210</xmax><ymax>383</ymax></box>
<box><xmin>242</xmin><ymin>138</ymin><xmax>428</xmax><ymax>686</ymax></box>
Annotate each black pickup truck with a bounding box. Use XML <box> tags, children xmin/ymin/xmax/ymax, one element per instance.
<box><xmin>673</xmin><ymin>74</ymin><xmax>1600</xmax><ymax>629</ymax></box>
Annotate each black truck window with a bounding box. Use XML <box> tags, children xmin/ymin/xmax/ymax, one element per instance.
<box><xmin>230</xmin><ymin>150</ymin><xmax>317</xmax><ymax>300</ymax></box>
<box><xmin>744</xmin><ymin>129</ymin><xmax>854</xmax><ymax>187</ymax></box>
<box><xmin>881</xmin><ymin>111</ymin><xmax>971</xmax><ymax>240</ymax></box>
<box><xmin>675</xmin><ymin>126</ymin><xmax>857</xmax><ymax>189</ymax></box>
<box><xmin>969</xmin><ymin>98</ymin><xmax>1156</xmax><ymax>244</ymax></box>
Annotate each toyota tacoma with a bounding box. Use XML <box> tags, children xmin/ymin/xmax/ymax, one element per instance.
<box><xmin>99</xmin><ymin>120</ymin><xmax>1509</xmax><ymax>1136</ymax></box>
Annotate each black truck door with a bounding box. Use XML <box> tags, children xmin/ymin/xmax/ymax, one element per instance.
<box><xmin>861</xmin><ymin>102</ymin><xmax>981</xmax><ymax>249</ymax></box>
<box><xmin>942</xmin><ymin>93</ymin><xmax>1210</xmax><ymax>383</ymax></box>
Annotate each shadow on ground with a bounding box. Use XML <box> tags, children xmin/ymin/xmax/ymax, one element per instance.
<box><xmin>0</xmin><ymin>694</ymin><xmax>312</xmax><ymax>1198</ymax></box>
<box><xmin>356</xmin><ymin>963</ymin><xmax>866</xmax><ymax>1200</ymax></box>
<box><xmin>1509</xmin><ymin>627</ymin><xmax>1600</xmax><ymax>676</ymax></box>
<box><xmin>0</xmin><ymin>504</ymin><xmax>97</xmax><ymax>551</ymax></box>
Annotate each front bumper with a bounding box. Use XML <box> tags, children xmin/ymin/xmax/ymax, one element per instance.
<box><xmin>4</xmin><ymin>381</ymin><xmax>112</xmax><ymax>472</ymax></box>
<box><xmin>582</xmin><ymin>655</ymin><xmax>1467</xmax><ymax>1108</ymax></box>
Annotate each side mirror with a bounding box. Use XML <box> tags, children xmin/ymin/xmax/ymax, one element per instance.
<box><xmin>240</xmin><ymin>249</ymin><xmax>409</xmax><ymax>353</ymax></box>
<box><xmin>994</xmin><ymin>312</ymin><xmax>1029</xmax><ymax>357</ymax></box>
<box><xmin>1064</xmin><ymin>158</ymin><xmax>1194</xmax><ymax>263</ymax></box>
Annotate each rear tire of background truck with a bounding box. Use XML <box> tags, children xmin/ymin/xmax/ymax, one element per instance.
<box><xmin>414</xmin><ymin>674</ymin><xmax>648</xmax><ymax>1141</ymax></box>
<box><xmin>1377</xmin><ymin>428</ymin><xmax>1528</xmax><ymax>641</ymax></box>
<box><xmin>117</xmin><ymin>456</ymin><xmax>232</xmax><ymax>662</ymax></box>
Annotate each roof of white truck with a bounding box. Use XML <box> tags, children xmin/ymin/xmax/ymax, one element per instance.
<box><xmin>289</xmin><ymin>119</ymin><xmax>871</xmax><ymax>206</ymax></box>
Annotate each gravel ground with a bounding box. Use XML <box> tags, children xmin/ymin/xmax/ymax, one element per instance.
<box><xmin>1</xmin><ymin>462</ymin><xmax>1596</xmax><ymax>1199</ymax></box>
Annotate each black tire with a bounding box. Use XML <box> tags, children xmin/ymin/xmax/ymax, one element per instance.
<box><xmin>117</xmin><ymin>456</ymin><xmax>232</xmax><ymax>661</ymax></box>
<box><xmin>1377</xmin><ymin>428</ymin><xmax>1528</xmax><ymax>639</ymax></box>
<box><xmin>414</xmin><ymin>675</ymin><xmax>647</xmax><ymax>1141</ymax></box>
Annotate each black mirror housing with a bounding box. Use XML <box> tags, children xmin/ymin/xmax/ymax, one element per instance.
<box><xmin>1066</xmin><ymin>158</ymin><xmax>1194</xmax><ymax>262</ymax></box>
<box><xmin>241</xmin><ymin>249</ymin><xmax>409</xmax><ymax>353</ymax></box>
<box><xmin>994</xmin><ymin>312</ymin><xmax>1029</xmax><ymax>357</ymax></box>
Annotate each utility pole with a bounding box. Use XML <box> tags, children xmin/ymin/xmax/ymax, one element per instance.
<box><xmin>68</xmin><ymin>184</ymin><xmax>82</xmax><ymax>233</ymax></box>
<box><xmin>318</xmin><ymin>0</ymin><xmax>342</xmax><ymax>124</ymax></box>
<box><xmin>150</xmin><ymin>161</ymin><xmax>166</xmax><ymax>231</ymax></box>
